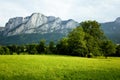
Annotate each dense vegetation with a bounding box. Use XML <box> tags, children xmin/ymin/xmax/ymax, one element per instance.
<box><xmin>0</xmin><ymin>21</ymin><xmax>120</xmax><ymax>57</ymax></box>
<box><xmin>0</xmin><ymin>33</ymin><xmax>65</xmax><ymax>45</ymax></box>
<box><xmin>0</xmin><ymin>55</ymin><xmax>120</xmax><ymax>80</ymax></box>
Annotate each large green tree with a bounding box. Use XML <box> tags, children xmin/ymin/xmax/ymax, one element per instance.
<box><xmin>66</xmin><ymin>20</ymin><xmax>115</xmax><ymax>57</ymax></box>
<box><xmin>81</xmin><ymin>21</ymin><xmax>104</xmax><ymax>39</ymax></box>
<box><xmin>80</xmin><ymin>21</ymin><xmax>106</xmax><ymax>57</ymax></box>
<box><xmin>85</xmin><ymin>33</ymin><xmax>101</xmax><ymax>56</ymax></box>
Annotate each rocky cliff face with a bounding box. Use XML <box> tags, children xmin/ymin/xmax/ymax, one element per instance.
<box><xmin>3</xmin><ymin>13</ymin><xmax>79</xmax><ymax>36</ymax></box>
<box><xmin>0</xmin><ymin>27</ymin><xmax>4</xmax><ymax>31</ymax></box>
<box><xmin>114</xmin><ymin>17</ymin><xmax>120</xmax><ymax>23</ymax></box>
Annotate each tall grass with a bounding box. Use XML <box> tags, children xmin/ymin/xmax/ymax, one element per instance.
<box><xmin>0</xmin><ymin>55</ymin><xmax>120</xmax><ymax>80</ymax></box>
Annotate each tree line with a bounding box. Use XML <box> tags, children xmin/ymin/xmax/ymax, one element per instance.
<box><xmin>0</xmin><ymin>21</ymin><xmax>120</xmax><ymax>58</ymax></box>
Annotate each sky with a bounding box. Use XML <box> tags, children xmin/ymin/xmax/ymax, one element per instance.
<box><xmin>0</xmin><ymin>0</ymin><xmax>120</xmax><ymax>26</ymax></box>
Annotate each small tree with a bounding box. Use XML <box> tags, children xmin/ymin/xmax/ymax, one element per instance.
<box><xmin>56</xmin><ymin>38</ymin><xmax>69</xmax><ymax>55</ymax></box>
<box><xmin>0</xmin><ymin>46</ymin><xmax>10</xmax><ymax>55</ymax></box>
<box><xmin>0</xmin><ymin>46</ymin><xmax>5</xmax><ymax>55</ymax></box>
<box><xmin>2</xmin><ymin>46</ymin><xmax>10</xmax><ymax>55</ymax></box>
<box><xmin>37</xmin><ymin>39</ymin><xmax>46</xmax><ymax>54</ymax></box>
<box><xmin>16</xmin><ymin>46</ymin><xmax>21</xmax><ymax>55</ymax></box>
<box><xmin>26</xmin><ymin>44</ymin><xmax>38</xmax><ymax>54</ymax></box>
<box><xmin>7</xmin><ymin>45</ymin><xmax>14</xmax><ymax>55</ymax></box>
<box><xmin>116</xmin><ymin>45</ymin><xmax>120</xmax><ymax>56</ymax></box>
<box><xmin>48</xmin><ymin>41</ymin><xmax>55</xmax><ymax>54</ymax></box>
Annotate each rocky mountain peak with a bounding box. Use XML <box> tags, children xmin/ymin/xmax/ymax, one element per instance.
<box><xmin>2</xmin><ymin>13</ymin><xmax>79</xmax><ymax>36</ymax></box>
<box><xmin>115</xmin><ymin>17</ymin><xmax>120</xmax><ymax>23</ymax></box>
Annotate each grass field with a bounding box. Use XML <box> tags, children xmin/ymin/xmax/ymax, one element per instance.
<box><xmin>0</xmin><ymin>55</ymin><xmax>120</xmax><ymax>80</ymax></box>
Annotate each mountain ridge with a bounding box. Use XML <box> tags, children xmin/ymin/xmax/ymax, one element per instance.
<box><xmin>3</xmin><ymin>13</ymin><xmax>79</xmax><ymax>36</ymax></box>
<box><xmin>101</xmin><ymin>17</ymin><xmax>120</xmax><ymax>43</ymax></box>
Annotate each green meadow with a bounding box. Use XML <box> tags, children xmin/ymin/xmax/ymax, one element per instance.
<box><xmin>0</xmin><ymin>55</ymin><xmax>120</xmax><ymax>80</ymax></box>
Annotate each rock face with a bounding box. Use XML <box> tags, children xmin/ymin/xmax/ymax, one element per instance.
<box><xmin>3</xmin><ymin>13</ymin><xmax>79</xmax><ymax>36</ymax></box>
<box><xmin>115</xmin><ymin>17</ymin><xmax>120</xmax><ymax>23</ymax></box>
<box><xmin>0</xmin><ymin>27</ymin><xmax>4</xmax><ymax>31</ymax></box>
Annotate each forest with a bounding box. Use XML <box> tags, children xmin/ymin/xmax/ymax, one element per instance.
<box><xmin>0</xmin><ymin>21</ymin><xmax>120</xmax><ymax>58</ymax></box>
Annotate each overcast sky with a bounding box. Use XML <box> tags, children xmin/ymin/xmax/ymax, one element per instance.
<box><xmin>0</xmin><ymin>0</ymin><xmax>120</xmax><ymax>26</ymax></box>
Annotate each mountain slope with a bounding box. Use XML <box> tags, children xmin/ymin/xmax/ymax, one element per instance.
<box><xmin>101</xmin><ymin>17</ymin><xmax>120</xmax><ymax>43</ymax></box>
<box><xmin>0</xmin><ymin>33</ymin><xmax>65</xmax><ymax>45</ymax></box>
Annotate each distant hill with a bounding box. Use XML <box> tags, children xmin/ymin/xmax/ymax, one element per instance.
<box><xmin>101</xmin><ymin>17</ymin><xmax>120</xmax><ymax>43</ymax></box>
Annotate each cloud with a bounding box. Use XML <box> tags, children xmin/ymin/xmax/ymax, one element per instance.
<box><xmin>70</xmin><ymin>0</ymin><xmax>120</xmax><ymax>22</ymax></box>
<box><xmin>0</xmin><ymin>1</ymin><xmax>30</xmax><ymax>26</ymax></box>
<box><xmin>0</xmin><ymin>0</ymin><xmax>120</xmax><ymax>26</ymax></box>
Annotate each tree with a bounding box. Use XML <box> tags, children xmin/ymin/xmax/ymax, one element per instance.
<box><xmin>85</xmin><ymin>33</ymin><xmax>101</xmax><ymax>57</ymax></box>
<box><xmin>2</xmin><ymin>46</ymin><xmax>10</xmax><ymax>55</ymax></box>
<box><xmin>0</xmin><ymin>46</ymin><xmax>10</xmax><ymax>55</ymax></box>
<box><xmin>81</xmin><ymin>21</ymin><xmax>104</xmax><ymax>40</ymax></box>
<box><xmin>56</xmin><ymin>38</ymin><xmax>69</xmax><ymax>55</ymax></box>
<box><xmin>0</xmin><ymin>46</ymin><xmax>5</xmax><ymax>55</ymax></box>
<box><xmin>67</xmin><ymin>27</ymin><xmax>87</xmax><ymax>56</ymax></box>
<box><xmin>16</xmin><ymin>46</ymin><xmax>24</xmax><ymax>55</ymax></box>
<box><xmin>116</xmin><ymin>45</ymin><xmax>120</xmax><ymax>57</ymax></box>
<box><xmin>7</xmin><ymin>45</ymin><xmax>18</xmax><ymax>54</ymax></box>
<box><xmin>101</xmin><ymin>40</ymin><xmax>116</xmax><ymax>58</ymax></box>
<box><xmin>80</xmin><ymin>21</ymin><xmax>107</xmax><ymax>57</ymax></box>
<box><xmin>48</xmin><ymin>41</ymin><xmax>56</xmax><ymax>54</ymax></box>
<box><xmin>26</xmin><ymin>44</ymin><xmax>38</xmax><ymax>54</ymax></box>
<box><xmin>37</xmin><ymin>40</ymin><xmax>46</xmax><ymax>54</ymax></box>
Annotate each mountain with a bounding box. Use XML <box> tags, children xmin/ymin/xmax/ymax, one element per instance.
<box><xmin>101</xmin><ymin>17</ymin><xmax>120</xmax><ymax>43</ymax></box>
<box><xmin>0</xmin><ymin>27</ymin><xmax>4</xmax><ymax>35</ymax></box>
<box><xmin>0</xmin><ymin>13</ymin><xmax>79</xmax><ymax>45</ymax></box>
<box><xmin>3</xmin><ymin>13</ymin><xmax>79</xmax><ymax>36</ymax></box>
<box><xmin>0</xmin><ymin>27</ymin><xmax>4</xmax><ymax>31</ymax></box>
<box><xmin>0</xmin><ymin>13</ymin><xmax>120</xmax><ymax>45</ymax></box>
